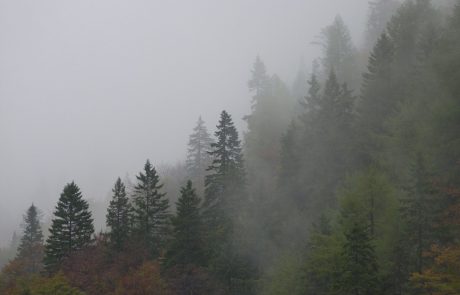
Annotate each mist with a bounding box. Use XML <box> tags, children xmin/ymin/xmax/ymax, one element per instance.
<box><xmin>2</xmin><ymin>0</ymin><xmax>460</xmax><ymax>294</ymax></box>
<box><xmin>0</xmin><ymin>0</ymin><xmax>368</xmax><ymax>241</ymax></box>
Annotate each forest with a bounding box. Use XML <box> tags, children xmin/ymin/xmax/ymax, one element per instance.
<box><xmin>1</xmin><ymin>0</ymin><xmax>460</xmax><ymax>294</ymax></box>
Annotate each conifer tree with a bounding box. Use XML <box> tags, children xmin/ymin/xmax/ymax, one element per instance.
<box><xmin>186</xmin><ymin>116</ymin><xmax>213</xmax><ymax>193</ymax></box>
<box><xmin>401</xmin><ymin>154</ymin><xmax>440</xmax><ymax>273</ymax></box>
<box><xmin>338</xmin><ymin>223</ymin><xmax>379</xmax><ymax>295</ymax></box>
<box><xmin>204</xmin><ymin>110</ymin><xmax>245</xmax><ymax>223</ymax></box>
<box><xmin>165</xmin><ymin>180</ymin><xmax>204</xmax><ymax>268</ymax></box>
<box><xmin>44</xmin><ymin>182</ymin><xmax>94</xmax><ymax>273</ymax></box>
<box><xmin>16</xmin><ymin>204</ymin><xmax>44</xmax><ymax>274</ymax></box>
<box><xmin>106</xmin><ymin>177</ymin><xmax>131</xmax><ymax>251</ymax></box>
<box><xmin>247</xmin><ymin>55</ymin><xmax>270</xmax><ymax>101</ymax></box>
<box><xmin>318</xmin><ymin>15</ymin><xmax>358</xmax><ymax>88</ymax></box>
<box><xmin>132</xmin><ymin>160</ymin><xmax>170</xmax><ymax>258</ymax></box>
<box><xmin>365</xmin><ymin>0</ymin><xmax>400</xmax><ymax>49</ymax></box>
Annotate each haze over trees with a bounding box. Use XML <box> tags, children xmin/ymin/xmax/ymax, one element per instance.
<box><xmin>1</xmin><ymin>0</ymin><xmax>460</xmax><ymax>294</ymax></box>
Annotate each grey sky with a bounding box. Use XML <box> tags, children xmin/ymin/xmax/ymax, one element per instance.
<box><xmin>0</xmin><ymin>0</ymin><xmax>370</xmax><ymax>242</ymax></box>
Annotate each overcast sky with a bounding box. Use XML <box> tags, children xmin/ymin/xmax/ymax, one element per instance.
<box><xmin>0</xmin><ymin>0</ymin><xmax>371</xmax><ymax>242</ymax></box>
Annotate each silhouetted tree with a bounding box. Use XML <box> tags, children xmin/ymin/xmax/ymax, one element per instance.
<box><xmin>44</xmin><ymin>182</ymin><xmax>94</xmax><ymax>273</ymax></box>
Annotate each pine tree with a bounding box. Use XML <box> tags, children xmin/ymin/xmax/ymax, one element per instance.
<box><xmin>132</xmin><ymin>160</ymin><xmax>170</xmax><ymax>258</ymax></box>
<box><xmin>338</xmin><ymin>223</ymin><xmax>379</xmax><ymax>295</ymax></box>
<box><xmin>318</xmin><ymin>15</ymin><xmax>358</xmax><ymax>88</ymax></box>
<box><xmin>16</xmin><ymin>204</ymin><xmax>44</xmax><ymax>274</ymax></box>
<box><xmin>44</xmin><ymin>182</ymin><xmax>94</xmax><ymax>273</ymax></box>
<box><xmin>204</xmin><ymin>110</ymin><xmax>245</xmax><ymax>224</ymax></box>
<box><xmin>106</xmin><ymin>177</ymin><xmax>132</xmax><ymax>251</ymax></box>
<box><xmin>300</xmin><ymin>73</ymin><xmax>322</xmax><ymax>118</ymax></box>
<box><xmin>247</xmin><ymin>55</ymin><xmax>270</xmax><ymax>101</ymax></box>
<box><xmin>186</xmin><ymin>116</ymin><xmax>213</xmax><ymax>194</ymax></box>
<box><xmin>401</xmin><ymin>154</ymin><xmax>440</xmax><ymax>273</ymax></box>
<box><xmin>165</xmin><ymin>180</ymin><xmax>204</xmax><ymax>268</ymax></box>
<box><xmin>203</xmin><ymin>111</ymin><xmax>253</xmax><ymax>294</ymax></box>
<box><xmin>365</xmin><ymin>0</ymin><xmax>400</xmax><ymax>49</ymax></box>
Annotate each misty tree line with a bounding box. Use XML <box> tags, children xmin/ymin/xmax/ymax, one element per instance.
<box><xmin>1</xmin><ymin>0</ymin><xmax>460</xmax><ymax>294</ymax></box>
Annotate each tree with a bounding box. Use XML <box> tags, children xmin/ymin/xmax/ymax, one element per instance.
<box><xmin>203</xmin><ymin>111</ymin><xmax>253</xmax><ymax>294</ymax></box>
<box><xmin>186</xmin><ymin>116</ymin><xmax>213</xmax><ymax>194</ymax></box>
<box><xmin>247</xmin><ymin>55</ymin><xmax>270</xmax><ymax>100</ymax></box>
<box><xmin>165</xmin><ymin>180</ymin><xmax>205</xmax><ymax>268</ymax></box>
<box><xmin>338</xmin><ymin>223</ymin><xmax>379</xmax><ymax>295</ymax></box>
<box><xmin>16</xmin><ymin>204</ymin><xmax>44</xmax><ymax>274</ymax></box>
<box><xmin>106</xmin><ymin>178</ymin><xmax>132</xmax><ymax>251</ymax></box>
<box><xmin>357</xmin><ymin>33</ymin><xmax>397</xmax><ymax>165</ymax></box>
<box><xmin>401</xmin><ymin>154</ymin><xmax>440</xmax><ymax>274</ymax></box>
<box><xmin>317</xmin><ymin>15</ymin><xmax>359</xmax><ymax>88</ymax></box>
<box><xmin>204</xmin><ymin>110</ymin><xmax>245</xmax><ymax>224</ymax></box>
<box><xmin>44</xmin><ymin>182</ymin><xmax>94</xmax><ymax>273</ymax></box>
<box><xmin>365</xmin><ymin>0</ymin><xmax>400</xmax><ymax>49</ymax></box>
<box><xmin>132</xmin><ymin>160</ymin><xmax>170</xmax><ymax>258</ymax></box>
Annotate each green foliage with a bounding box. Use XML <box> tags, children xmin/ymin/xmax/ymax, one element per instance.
<box><xmin>186</xmin><ymin>116</ymin><xmax>214</xmax><ymax>194</ymax></box>
<box><xmin>44</xmin><ymin>182</ymin><xmax>94</xmax><ymax>274</ymax></box>
<box><xmin>338</xmin><ymin>223</ymin><xmax>380</xmax><ymax>295</ymax></box>
<box><xmin>132</xmin><ymin>160</ymin><xmax>170</xmax><ymax>258</ymax></box>
<box><xmin>204</xmin><ymin>110</ymin><xmax>245</xmax><ymax>226</ymax></box>
<box><xmin>165</xmin><ymin>180</ymin><xmax>205</xmax><ymax>268</ymax></box>
<box><xmin>106</xmin><ymin>178</ymin><xmax>131</xmax><ymax>251</ymax></box>
<box><xmin>261</xmin><ymin>253</ymin><xmax>306</xmax><ymax>295</ymax></box>
<box><xmin>318</xmin><ymin>15</ymin><xmax>359</xmax><ymax>88</ymax></box>
<box><xmin>16</xmin><ymin>204</ymin><xmax>44</xmax><ymax>274</ymax></box>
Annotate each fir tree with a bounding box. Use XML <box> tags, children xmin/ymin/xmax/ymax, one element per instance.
<box><xmin>165</xmin><ymin>180</ymin><xmax>204</xmax><ymax>268</ymax></box>
<box><xmin>204</xmin><ymin>110</ymin><xmax>245</xmax><ymax>223</ymax></box>
<box><xmin>106</xmin><ymin>177</ymin><xmax>132</xmax><ymax>251</ymax></box>
<box><xmin>16</xmin><ymin>204</ymin><xmax>44</xmax><ymax>274</ymax></box>
<box><xmin>318</xmin><ymin>15</ymin><xmax>358</xmax><ymax>88</ymax></box>
<box><xmin>365</xmin><ymin>0</ymin><xmax>400</xmax><ymax>49</ymax></box>
<box><xmin>338</xmin><ymin>223</ymin><xmax>379</xmax><ymax>295</ymax></box>
<box><xmin>44</xmin><ymin>182</ymin><xmax>94</xmax><ymax>273</ymax></box>
<box><xmin>401</xmin><ymin>154</ymin><xmax>439</xmax><ymax>273</ymax></box>
<box><xmin>132</xmin><ymin>160</ymin><xmax>170</xmax><ymax>258</ymax></box>
<box><xmin>186</xmin><ymin>116</ymin><xmax>213</xmax><ymax>193</ymax></box>
<box><xmin>247</xmin><ymin>55</ymin><xmax>270</xmax><ymax>101</ymax></box>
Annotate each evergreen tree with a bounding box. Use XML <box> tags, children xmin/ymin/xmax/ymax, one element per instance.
<box><xmin>132</xmin><ymin>160</ymin><xmax>170</xmax><ymax>258</ymax></box>
<box><xmin>338</xmin><ymin>223</ymin><xmax>379</xmax><ymax>295</ymax></box>
<box><xmin>204</xmin><ymin>110</ymin><xmax>245</xmax><ymax>223</ymax></box>
<box><xmin>318</xmin><ymin>15</ymin><xmax>359</xmax><ymax>88</ymax></box>
<box><xmin>106</xmin><ymin>177</ymin><xmax>132</xmax><ymax>251</ymax></box>
<box><xmin>300</xmin><ymin>73</ymin><xmax>322</xmax><ymax>118</ymax></box>
<box><xmin>16</xmin><ymin>204</ymin><xmax>44</xmax><ymax>274</ymax></box>
<box><xmin>365</xmin><ymin>0</ymin><xmax>400</xmax><ymax>49</ymax></box>
<box><xmin>401</xmin><ymin>154</ymin><xmax>440</xmax><ymax>273</ymax></box>
<box><xmin>44</xmin><ymin>182</ymin><xmax>94</xmax><ymax>273</ymax></box>
<box><xmin>203</xmin><ymin>111</ymin><xmax>252</xmax><ymax>294</ymax></box>
<box><xmin>247</xmin><ymin>55</ymin><xmax>270</xmax><ymax>101</ymax></box>
<box><xmin>165</xmin><ymin>180</ymin><xmax>204</xmax><ymax>268</ymax></box>
<box><xmin>186</xmin><ymin>116</ymin><xmax>213</xmax><ymax>194</ymax></box>
<box><xmin>357</xmin><ymin>33</ymin><xmax>397</xmax><ymax>165</ymax></box>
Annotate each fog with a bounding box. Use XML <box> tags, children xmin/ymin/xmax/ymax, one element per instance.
<box><xmin>0</xmin><ymin>0</ymin><xmax>370</xmax><ymax>243</ymax></box>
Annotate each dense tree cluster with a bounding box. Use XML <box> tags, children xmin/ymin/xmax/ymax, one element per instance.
<box><xmin>1</xmin><ymin>0</ymin><xmax>460</xmax><ymax>294</ymax></box>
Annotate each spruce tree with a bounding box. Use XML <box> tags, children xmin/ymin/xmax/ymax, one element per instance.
<box><xmin>318</xmin><ymin>15</ymin><xmax>358</xmax><ymax>88</ymax></box>
<box><xmin>204</xmin><ymin>110</ymin><xmax>245</xmax><ymax>223</ymax></box>
<box><xmin>186</xmin><ymin>116</ymin><xmax>213</xmax><ymax>194</ymax></box>
<box><xmin>165</xmin><ymin>180</ymin><xmax>204</xmax><ymax>268</ymax></box>
<box><xmin>247</xmin><ymin>55</ymin><xmax>270</xmax><ymax>100</ymax></box>
<box><xmin>203</xmin><ymin>111</ymin><xmax>253</xmax><ymax>293</ymax></box>
<box><xmin>106</xmin><ymin>177</ymin><xmax>132</xmax><ymax>251</ymax></box>
<box><xmin>44</xmin><ymin>182</ymin><xmax>94</xmax><ymax>273</ymax></box>
<box><xmin>338</xmin><ymin>223</ymin><xmax>379</xmax><ymax>295</ymax></box>
<box><xmin>365</xmin><ymin>0</ymin><xmax>400</xmax><ymax>49</ymax></box>
<box><xmin>16</xmin><ymin>204</ymin><xmax>44</xmax><ymax>274</ymax></box>
<box><xmin>401</xmin><ymin>154</ymin><xmax>439</xmax><ymax>273</ymax></box>
<box><xmin>132</xmin><ymin>160</ymin><xmax>170</xmax><ymax>258</ymax></box>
